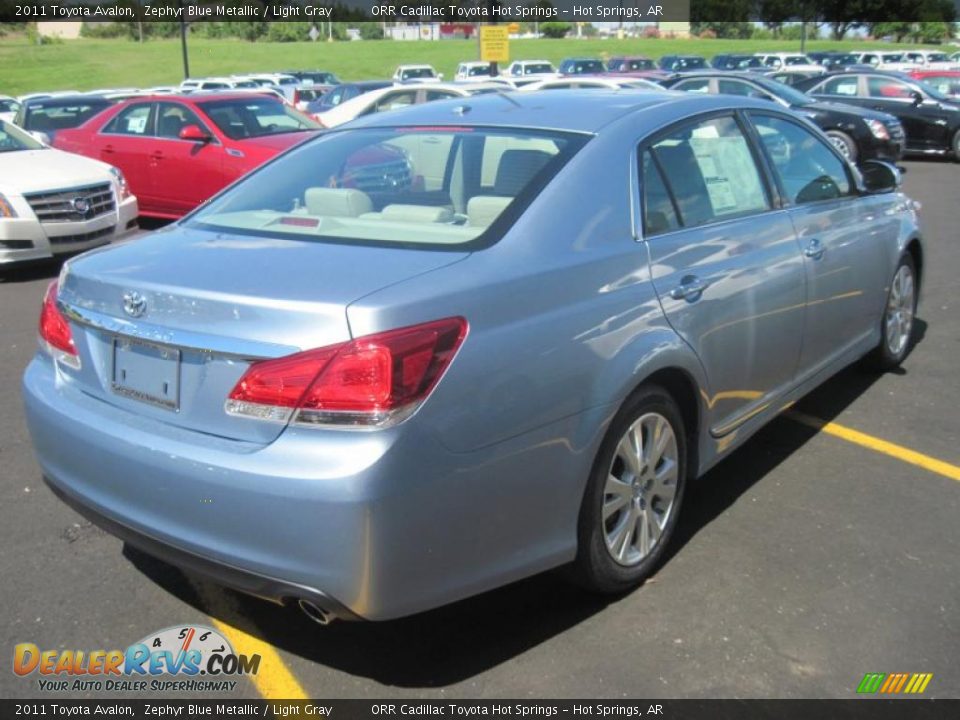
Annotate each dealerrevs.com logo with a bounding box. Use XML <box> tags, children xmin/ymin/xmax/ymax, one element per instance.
<box><xmin>13</xmin><ymin>625</ymin><xmax>261</xmax><ymax>693</ymax></box>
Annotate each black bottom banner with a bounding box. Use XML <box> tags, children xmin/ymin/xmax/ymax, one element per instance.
<box><xmin>4</xmin><ymin>700</ymin><xmax>960</xmax><ymax>720</ymax></box>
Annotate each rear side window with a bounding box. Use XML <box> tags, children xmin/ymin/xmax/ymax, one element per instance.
<box><xmin>673</xmin><ymin>78</ymin><xmax>710</xmax><ymax>94</ymax></box>
<box><xmin>820</xmin><ymin>76</ymin><xmax>860</xmax><ymax>96</ymax></box>
<box><xmin>640</xmin><ymin>151</ymin><xmax>680</xmax><ymax>236</ymax></box>
<box><xmin>867</xmin><ymin>77</ymin><xmax>914</xmax><ymax>99</ymax></box>
<box><xmin>103</xmin><ymin>104</ymin><xmax>153</xmax><ymax>136</ymax></box>
<box><xmin>644</xmin><ymin>116</ymin><xmax>769</xmax><ymax>231</ymax></box>
<box><xmin>24</xmin><ymin>101</ymin><xmax>108</xmax><ymax>132</ymax></box>
<box><xmin>749</xmin><ymin>114</ymin><xmax>851</xmax><ymax>204</ymax></box>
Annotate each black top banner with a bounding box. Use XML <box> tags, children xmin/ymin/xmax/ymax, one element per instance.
<box><xmin>1</xmin><ymin>0</ymin><xmax>692</xmax><ymax>23</ymax></box>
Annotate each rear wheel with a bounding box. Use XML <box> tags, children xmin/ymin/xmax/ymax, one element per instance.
<box><xmin>826</xmin><ymin>130</ymin><xmax>858</xmax><ymax>164</ymax></box>
<box><xmin>866</xmin><ymin>254</ymin><xmax>917</xmax><ymax>371</ymax></box>
<box><xmin>572</xmin><ymin>385</ymin><xmax>687</xmax><ymax>594</ymax></box>
<box><xmin>952</xmin><ymin>129</ymin><xmax>960</xmax><ymax>163</ymax></box>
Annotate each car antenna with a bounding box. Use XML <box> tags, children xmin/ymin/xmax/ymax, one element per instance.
<box><xmin>495</xmin><ymin>92</ymin><xmax>522</xmax><ymax>108</ymax></box>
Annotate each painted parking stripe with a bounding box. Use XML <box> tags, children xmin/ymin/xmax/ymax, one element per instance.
<box><xmin>788</xmin><ymin>411</ymin><xmax>960</xmax><ymax>482</ymax></box>
<box><xmin>193</xmin><ymin>582</ymin><xmax>308</xmax><ymax>700</ymax></box>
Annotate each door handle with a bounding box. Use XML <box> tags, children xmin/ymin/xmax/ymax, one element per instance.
<box><xmin>670</xmin><ymin>275</ymin><xmax>710</xmax><ymax>301</ymax></box>
<box><xmin>102</xmin><ymin>144</ymin><xmax>114</xmax><ymax>154</ymax></box>
<box><xmin>150</xmin><ymin>151</ymin><xmax>164</xmax><ymax>160</ymax></box>
<box><xmin>804</xmin><ymin>238</ymin><xmax>825</xmax><ymax>260</ymax></box>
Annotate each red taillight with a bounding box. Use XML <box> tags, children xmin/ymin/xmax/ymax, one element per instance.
<box><xmin>39</xmin><ymin>281</ymin><xmax>80</xmax><ymax>369</ymax></box>
<box><xmin>226</xmin><ymin>317</ymin><xmax>467</xmax><ymax>428</ymax></box>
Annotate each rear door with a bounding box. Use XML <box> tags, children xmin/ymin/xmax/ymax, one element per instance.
<box><xmin>150</xmin><ymin>101</ymin><xmax>225</xmax><ymax>215</ymax></box>
<box><xmin>641</xmin><ymin>113</ymin><xmax>806</xmax><ymax>436</ymax></box>
<box><xmin>96</xmin><ymin>102</ymin><xmax>155</xmax><ymax>209</ymax></box>
<box><xmin>746</xmin><ymin>111</ymin><xmax>888</xmax><ymax>377</ymax></box>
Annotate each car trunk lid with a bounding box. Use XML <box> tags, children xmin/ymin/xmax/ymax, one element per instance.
<box><xmin>57</xmin><ymin>226</ymin><xmax>468</xmax><ymax>444</ymax></box>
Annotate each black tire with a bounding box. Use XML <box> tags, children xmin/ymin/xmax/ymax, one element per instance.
<box><xmin>826</xmin><ymin>130</ymin><xmax>858</xmax><ymax>164</ymax></box>
<box><xmin>865</xmin><ymin>254</ymin><xmax>918</xmax><ymax>372</ymax></box>
<box><xmin>571</xmin><ymin>384</ymin><xmax>688</xmax><ymax>594</ymax></box>
<box><xmin>952</xmin><ymin>129</ymin><xmax>960</xmax><ymax>163</ymax></box>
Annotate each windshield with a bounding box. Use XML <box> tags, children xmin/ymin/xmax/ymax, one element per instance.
<box><xmin>882</xmin><ymin>54</ymin><xmax>904</xmax><ymax>62</ymax></box>
<box><xmin>568</xmin><ymin>60</ymin><xmax>605</xmax><ymax>74</ymax></box>
<box><xmin>916</xmin><ymin>75</ymin><xmax>960</xmax><ymax>98</ymax></box>
<box><xmin>196</xmin><ymin>98</ymin><xmax>320</xmax><ymax>139</ymax></box>
<box><xmin>926</xmin><ymin>53</ymin><xmax>949</xmax><ymax>63</ymax></box>
<box><xmin>187</xmin><ymin>127</ymin><xmax>587</xmax><ymax>250</ymax></box>
<box><xmin>468</xmin><ymin>66</ymin><xmax>491</xmax><ymax>76</ymax></box>
<box><xmin>831</xmin><ymin>54</ymin><xmax>857</xmax><ymax>65</ymax></box>
<box><xmin>401</xmin><ymin>68</ymin><xmax>436</xmax><ymax>79</ymax></box>
<box><xmin>913</xmin><ymin>79</ymin><xmax>952</xmax><ymax>102</ymax></box>
<box><xmin>735</xmin><ymin>57</ymin><xmax>762</xmax><ymax>68</ymax></box>
<box><xmin>23</xmin><ymin>100</ymin><xmax>108</xmax><ymax>131</ymax></box>
<box><xmin>753</xmin><ymin>76</ymin><xmax>815</xmax><ymax>106</ymax></box>
<box><xmin>785</xmin><ymin>56</ymin><xmax>812</xmax><ymax>66</ymax></box>
<box><xmin>524</xmin><ymin>64</ymin><xmax>554</xmax><ymax>75</ymax></box>
<box><xmin>0</xmin><ymin>119</ymin><xmax>45</xmax><ymax>152</ymax></box>
<box><xmin>677</xmin><ymin>57</ymin><xmax>706</xmax><ymax>70</ymax></box>
<box><xmin>0</xmin><ymin>99</ymin><xmax>20</xmax><ymax>113</ymax></box>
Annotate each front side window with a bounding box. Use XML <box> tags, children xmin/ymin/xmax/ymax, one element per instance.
<box><xmin>197</xmin><ymin>98</ymin><xmax>318</xmax><ymax>139</ymax></box>
<box><xmin>645</xmin><ymin>115</ymin><xmax>769</xmax><ymax>229</ymax></box>
<box><xmin>867</xmin><ymin>76</ymin><xmax>915</xmax><ymax>99</ymax></box>
<box><xmin>373</xmin><ymin>90</ymin><xmax>418</xmax><ymax>113</ymax></box>
<box><xmin>102</xmin><ymin>103</ymin><xmax>153</xmax><ymax>136</ymax></box>
<box><xmin>156</xmin><ymin>103</ymin><xmax>209</xmax><ymax>139</ymax></box>
<box><xmin>187</xmin><ymin>127</ymin><xmax>586</xmax><ymax>249</ymax></box>
<box><xmin>749</xmin><ymin>114</ymin><xmax>851</xmax><ymax>204</ymax></box>
<box><xmin>718</xmin><ymin>80</ymin><xmax>768</xmax><ymax>99</ymax></box>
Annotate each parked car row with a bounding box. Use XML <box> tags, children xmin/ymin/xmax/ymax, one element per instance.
<box><xmin>4</xmin><ymin>55</ymin><xmax>956</xmax><ymax>269</ymax></box>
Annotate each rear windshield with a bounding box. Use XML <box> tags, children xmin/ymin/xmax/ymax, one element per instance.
<box><xmin>187</xmin><ymin>127</ymin><xmax>588</xmax><ymax>250</ymax></box>
<box><xmin>196</xmin><ymin>98</ymin><xmax>319</xmax><ymax>139</ymax></box>
<box><xmin>400</xmin><ymin>68</ymin><xmax>436</xmax><ymax>79</ymax></box>
<box><xmin>524</xmin><ymin>64</ymin><xmax>554</xmax><ymax>75</ymax></box>
<box><xmin>22</xmin><ymin>100</ymin><xmax>108</xmax><ymax>131</ymax></box>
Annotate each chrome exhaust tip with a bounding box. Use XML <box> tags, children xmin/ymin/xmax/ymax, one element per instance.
<box><xmin>298</xmin><ymin>598</ymin><xmax>335</xmax><ymax>625</ymax></box>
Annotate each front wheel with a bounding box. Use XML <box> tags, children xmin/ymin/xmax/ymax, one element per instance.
<box><xmin>572</xmin><ymin>385</ymin><xmax>687</xmax><ymax>594</ymax></box>
<box><xmin>867</xmin><ymin>254</ymin><xmax>918</xmax><ymax>371</ymax></box>
<box><xmin>952</xmin><ymin>129</ymin><xmax>960</xmax><ymax>163</ymax></box>
<box><xmin>826</xmin><ymin>130</ymin><xmax>858</xmax><ymax>164</ymax></box>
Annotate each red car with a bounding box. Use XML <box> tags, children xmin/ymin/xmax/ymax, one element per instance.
<box><xmin>907</xmin><ymin>69</ymin><xmax>960</xmax><ymax>100</ymax></box>
<box><xmin>54</xmin><ymin>92</ymin><xmax>320</xmax><ymax>218</ymax></box>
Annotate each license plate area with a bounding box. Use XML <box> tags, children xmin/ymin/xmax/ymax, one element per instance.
<box><xmin>111</xmin><ymin>337</ymin><xmax>181</xmax><ymax>411</ymax></box>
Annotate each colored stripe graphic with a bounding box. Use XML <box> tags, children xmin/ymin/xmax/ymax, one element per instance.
<box><xmin>857</xmin><ymin>672</ymin><xmax>933</xmax><ymax>694</ymax></box>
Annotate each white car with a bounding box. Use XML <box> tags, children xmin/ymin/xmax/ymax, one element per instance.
<box><xmin>902</xmin><ymin>49</ymin><xmax>960</xmax><ymax>70</ymax></box>
<box><xmin>455</xmin><ymin>61</ymin><xmax>495</xmax><ymax>82</ymax></box>
<box><xmin>755</xmin><ymin>53</ymin><xmax>825</xmax><ymax>73</ymax></box>
<box><xmin>314</xmin><ymin>83</ymin><xmax>500</xmax><ymax>128</ymax></box>
<box><xmin>519</xmin><ymin>77</ymin><xmax>663</xmax><ymax>92</ymax></box>
<box><xmin>503</xmin><ymin>60</ymin><xmax>557</xmax><ymax>79</ymax></box>
<box><xmin>0</xmin><ymin>95</ymin><xmax>21</xmax><ymax>124</ymax></box>
<box><xmin>0</xmin><ymin>120</ymin><xmax>138</xmax><ymax>266</ymax></box>
<box><xmin>393</xmin><ymin>64</ymin><xmax>443</xmax><ymax>83</ymax></box>
<box><xmin>851</xmin><ymin>52</ymin><xmax>918</xmax><ymax>71</ymax></box>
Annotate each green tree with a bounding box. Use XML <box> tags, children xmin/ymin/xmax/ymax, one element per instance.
<box><xmin>539</xmin><ymin>22</ymin><xmax>572</xmax><ymax>38</ymax></box>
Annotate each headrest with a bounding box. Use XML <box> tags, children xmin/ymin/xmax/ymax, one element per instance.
<box><xmin>304</xmin><ymin>188</ymin><xmax>372</xmax><ymax>217</ymax></box>
<box><xmin>467</xmin><ymin>196</ymin><xmax>512</xmax><ymax>228</ymax></box>
<box><xmin>380</xmin><ymin>204</ymin><xmax>453</xmax><ymax>223</ymax></box>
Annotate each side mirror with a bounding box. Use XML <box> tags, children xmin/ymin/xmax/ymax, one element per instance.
<box><xmin>179</xmin><ymin>124</ymin><xmax>211</xmax><ymax>142</ymax></box>
<box><xmin>860</xmin><ymin>159</ymin><xmax>901</xmax><ymax>194</ymax></box>
<box><xmin>437</xmin><ymin>73</ymin><xmax>444</xmax><ymax>80</ymax></box>
<box><xmin>911</xmin><ymin>90</ymin><xmax>924</xmax><ymax>106</ymax></box>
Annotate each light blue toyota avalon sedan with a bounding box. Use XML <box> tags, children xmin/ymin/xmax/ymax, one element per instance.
<box><xmin>23</xmin><ymin>91</ymin><xmax>923</xmax><ymax>623</ymax></box>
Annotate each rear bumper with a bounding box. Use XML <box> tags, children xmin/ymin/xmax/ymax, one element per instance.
<box><xmin>22</xmin><ymin>353</ymin><xmax>588</xmax><ymax>620</ymax></box>
<box><xmin>44</xmin><ymin>473</ymin><xmax>360</xmax><ymax>620</ymax></box>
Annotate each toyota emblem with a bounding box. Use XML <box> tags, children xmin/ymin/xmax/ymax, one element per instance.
<box><xmin>122</xmin><ymin>291</ymin><xmax>147</xmax><ymax>318</ymax></box>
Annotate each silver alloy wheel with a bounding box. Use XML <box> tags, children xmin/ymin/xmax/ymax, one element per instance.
<box><xmin>885</xmin><ymin>264</ymin><xmax>915</xmax><ymax>357</ymax></box>
<box><xmin>829</xmin><ymin>133</ymin><xmax>852</xmax><ymax>159</ymax></box>
<box><xmin>603</xmin><ymin>412</ymin><xmax>679</xmax><ymax>567</ymax></box>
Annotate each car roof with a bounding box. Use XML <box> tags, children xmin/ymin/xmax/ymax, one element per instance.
<box><xmin>344</xmin><ymin>89</ymin><xmax>756</xmax><ymax>134</ymax></box>
<box><xmin>22</xmin><ymin>94</ymin><xmax>112</xmax><ymax>106</ymax></box>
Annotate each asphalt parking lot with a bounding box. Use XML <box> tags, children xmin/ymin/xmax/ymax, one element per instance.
<box><xmin>2</xmin><ymin>160</ymin><xmax>958</xmax><ymax>700</ymax></box>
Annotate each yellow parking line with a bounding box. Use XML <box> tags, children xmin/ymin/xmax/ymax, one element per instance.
<box><xmin>788</xmin><ymin>411</ymin><xmax>960</xmax><ymax>483</ymax></box>
<box><xmin>194</xmin><ymin>582</ymin><xmax>308</xmax><ymax>700</ymax></box>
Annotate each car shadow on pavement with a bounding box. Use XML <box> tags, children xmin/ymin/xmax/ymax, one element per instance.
<box><xmin>0</xmin><ymin>257</ymin><xmax>64</xmax><ymax>284</ymax></box>
<box><xmin>123</xmin><ymin>321</ymin><xmax>926</xmax><ymax>688</ymax></box>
